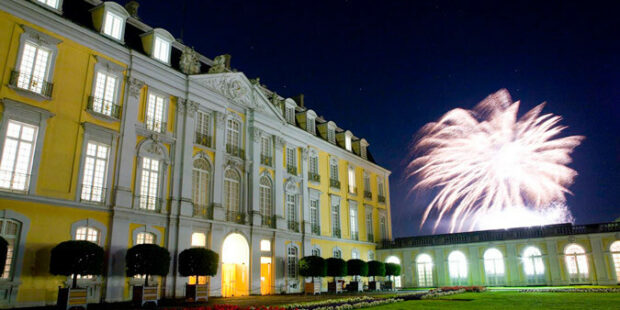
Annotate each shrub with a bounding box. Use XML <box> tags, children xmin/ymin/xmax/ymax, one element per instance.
<box><xmin>0</xmin><ymin>237</ymin><xmax>7</xmax><ymax>274</ymax></box>
<box><xmin>178</xmin><ymin>248</ymin><xmax>219</xmax><ymax>279</ymax></box>
<box><xmin>367</xmin><ymin>260</ymin><xmax>385</xmax><ymax>281</ymax></box>
<box><xmin>126</xmin><ymin>244</ymin><xmax>171</xmax><ymax>286</ymax></box>
<box><xmin>325</xmin><ymin>257</ymin><xmax>347</xmax><ymax>280</ymax></box>
<box><xmin>50</xmin><ymin>240</ymin><xmax>104</xmax><ymax>288</ymax></box>
<box><xmin>385</xmin><ymin>262</ymin><xmax>401</xmax><ymax>281</ymax></box>
<box><xmin>347</xmin><ymin>259</ymin><xmax>368</xmax><ymax>280</ymax></box>
<box><xmin>299</xmin><ymin>256</ymin><xmax>327</xmax><ymax>278</ymax></box>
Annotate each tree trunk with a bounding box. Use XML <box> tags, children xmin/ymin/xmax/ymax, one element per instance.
<box><xmin>72</xmin><ymin>274</ymin><xmax>78</xmax><ymax>289</ymax></box>
<box><xmin>145</xmin><ymin>274</ymin><xmax>149</xmax><ymax>287</ymax></box>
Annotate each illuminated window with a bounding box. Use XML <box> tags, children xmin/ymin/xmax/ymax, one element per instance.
<box><xmin>259</xmin><ymin>176</ymin><xmax>273</xmax><ymax>221</ymax></box>
<box><xmin>345</xmin><ymin>133</ymin><xmax>352</xmax><ymax>151</ymax></box>
<box><xmin>349</xmin><ymin>205</ymin><xmax>358</xmax><ymax>239</ymax></box>
<box><xmin>102</xmin><ymin>11</ymin><xmax>124</xmax><ymax>40</ymax></box>
<box><xmin>348</xmin><ymin>166</ymin><xmax>356</xmax><ymax>194</ymax></box>
<box><xmin>416</xmin><ymin>254</ymin><xmax>433</xmax><ymax>287</ymax></box>
<box><xmin>192</xmin><ymin>158</ymin><xmax>211</xmax><ymax>214</ymax></box>
<box><xmin>80</xmin><ymin>142</ymin><xmax>109</xmax><ymax>203</ymax></box>
<box><xmin>136</xmin><ymin>232</ymin><xmax>155</xmax><ymax>245</ymax></box>
<box><xmin>191</xmin><ymin>232</ymin><xmax>206</xmax><ymax>247</ymax></box>
<box><xmin>16</xmin><ymin>42</ymin><xmax>51</xmax><ymax>94</ymax></box>
<box><xmin>139</xmin><ymin>157</ymin><xmax>160</xmax><ymax>211</ymax></box>
<box><xmin>0</xmin><ymin>219</ymin><xmax>21</xmax><ymax>279</ymax></box>
<box><xmin>448</xmin><ymin>251</ymin><xmax>468</xmax><ymax>285</ymax></box>
<box><xmin>195</xmin><ymin>111</ymin><xmax>211</xmax><ymax>147</ymax></box>
<box><xmin>36</xmin><ymin>0</ymin><xmax>61</xmax><ymax>10</ymax></box>
<box><xmin>523</xmin><ymin>246</ymin><xmax>545</xmax><ymax>283</ymax></box>
<box><xmin>351</xmin><ymin>249</ymin><xmax>359</xmax><ymax>259</ymax></box>
<box><xmin>565</xmin><ymin>244</ymin><xmax>588</xmax><ymax>282</ymax></box>
<box><xmin>75</xmin><ymin>226</ymin><xmax>99</xmax><ymax>244</ymax></box>
<box><xmin>91</xmin><ymin>71</ymin><xmax>119</xmax><ymax>117</ymax></box>
<box><xmin>287</xmin><ymin>246</ymin><xmax>298</xmax><ymax>278</ymax></box>
<box><xmin>286</xmin><ymin>147</ymin><xmax>296</xmax><ymax>173</ymax></box>
<box><xmin>223</xmin><ymin>168</ymin><xmax>240</xmax><ymax>213</ymax></box>
<box><xmin>145</xmin><ymin>92</ymin><xmax>166</xmax><ymax>133</ymax></box>
<box><xmin>0</xmin><ymin>121</ymin><xmax>37</xmax><ymax>191</ymax></box>
<box><xmin>152</xmin><ymin>36</ymin><xmax>171</xmax><ymax>63</ymax></box>
<box><xmin>260</xmin><ymin>240</ymin><xmax>271</xmax><ymax>252</ymax></box>
<box><xmin>483</xmin><ymin>248</ymin><xmax>505</xmax><ymax>286</ymax></box>
<box><xmin>610</xmin><ymin>241</ymin><xmax>620</xmax><ymax>282</ymax></box>
<box><xmin>225</xmin><ymin>119</ymin><xmax>241</xmax><ymax>154</ymax></box>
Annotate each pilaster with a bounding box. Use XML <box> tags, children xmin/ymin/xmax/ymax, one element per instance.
<box><xmin>433</xmin><ymin>248</ymin><xmax>446</xmax><ymax>286</ymax></box>
<box><xmin>104</xmin><ymin>216</ymin><xmax>130</xmax><ymax>302</ymax></box>
<box><xmin>301</xmin><ymin>148</ymin><xmax>310</xmax><ymax>233</ymax></box>
<box><xmin>212</xmin><ymin>111</ymin><xmax>226</xmax><ymax>220</ymax></box>
<box><xmin>589</xmin><ymin>236</ymin><xmax>611</xmax><ymax>284</ymax></box>
<box><xmin>274</xmin><ymin>136</ymin><xmax>285</xmax><ymax>229</ymax></box>
<box><xmin>505</xmin><ymin>243</ymin><xmax>520</xmax><ymax>285</ymax></box>
<box><xmin>468</xmin><ymin>246</ymin><xmax>481</xmax><ymax>285</ymax></box>
<box><xmin>546</xmin><ymin>240</ymin><xmax>563</xmax><ymax>285</ymax></box>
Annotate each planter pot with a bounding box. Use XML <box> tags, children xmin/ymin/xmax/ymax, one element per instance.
<box><xmin>186</xmin><ymin>283</ymin><xmax>209</xmax><ymax>302</ymax></box>
<box><xmin>132</xmin><ymin>285</ymin><xmax>159</xmax><ymax>307</ymax></box>
<box><xmin>304</xmin><ymin>280</ymin><xmax>321</xmax><ymax>295</ymax></box>
<box><xmin>57</xmin><ymin>287</ymin><xmax>87</xmax><ymax>310</ymax></box>
<box><xmin>328</xmin><ymin>280</ymin><xmax>344</xmax><ymax>293</ymax></box>
<box><xmin>347</xmin><ymin>280</ymin><xmax>364</xmax><ymax>292</ymax></box>
<box><xmin>368</xmin><ymin>281</ymin><xmax>381</xmax><ymax>291</ymax></box>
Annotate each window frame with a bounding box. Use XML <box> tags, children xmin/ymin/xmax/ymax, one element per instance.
<box><xmin>144</xmin><ymin>90</ymin><xmax>168</xmax><ymax>133</ymax></box>
<box><xmin>287</xmin><ymin>245</ymin><xmax>299</xmax><ymax>279</ymax></box>
<box><xmin>134</xmin><ymin>139</ymin><xmax>170</xmax><ymax>213</ymax></box>
<box><xmin>33</xmin><ymin>0</ymin><xmax>63</xmax><ymax>12</ymax></box>
<box><xmin>76</xmin><ymin>123</ymin><xmax>118</xmax><ymax>205</ymax></box>
<box><xmin>192</xmin><ymin>156</ymin><xmax>212</xmax><ymax>214</ymax></box>
<box><xmin>88</xmin><ymin>56</ymin><xmax>124</xmax><ymax>120</ymax></box>
<box><xmin>0</xmin><ymin>210</ymin><xmax>29</xmax><ymax>294</ymax></box>
<box><xmin>132</xmin><ymin>225</ymin><xmax>162</xmax><ymax>246</ymax></box>
<box><xmin>152</xmin><ymin>35</ymin><xmax>171</xmax><ymax>64</ymax></box>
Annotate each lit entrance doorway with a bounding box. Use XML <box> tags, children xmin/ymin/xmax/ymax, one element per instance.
<box><xmin>260</xmin><ymin>257</ymin><xmax>272</xmax><ymax>295</ymax></box>
<box><xmin>221</xmin><ymin>233</ymin><xmax>249</xmax><ymax>297</ymax></box>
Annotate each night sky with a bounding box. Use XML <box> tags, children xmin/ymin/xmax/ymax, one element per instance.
<box><xmin>121</xmin><ymin>0</ymin><xmax>619</xmax><ymax>237</ymax></box>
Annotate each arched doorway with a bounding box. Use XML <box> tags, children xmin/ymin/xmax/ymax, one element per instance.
<box><xmin>221</xmin><ymin>233</ymin><xmax>249</xmax><ymax>297</ymax></box>
<box><xmin>416</xmin><ymin>254</ymin><xmax>433</xmax><ymax>287</ymax></box>
<box><xmin>385</xmin><ymin>256</ymin><xmax>402</xmax><ymax>288</ymax></box>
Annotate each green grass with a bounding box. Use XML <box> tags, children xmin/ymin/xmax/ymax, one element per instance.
<box><xmin>366</xmin><ymin>291</ymin><xmax>620</xmax><ymax>310</ymax></box>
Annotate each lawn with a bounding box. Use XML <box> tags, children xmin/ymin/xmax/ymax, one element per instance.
<box><xmin>366</xmin><ymin>291</ymin><xmax>620</xmax><ymax>310</ymax></box>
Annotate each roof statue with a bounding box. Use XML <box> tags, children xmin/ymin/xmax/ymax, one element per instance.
<box><xmin>180</xmin><ymin>46</ymin><xmax>201</xmax><ymax>75</ymax></box>
<box><xmin>208</xmin><ymin>54</ymin><xmax>231</xmax><ymax>74</ymax></box>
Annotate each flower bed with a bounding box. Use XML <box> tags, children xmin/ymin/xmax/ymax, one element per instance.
<box><xmin>519</xmin><ymin>288</ymin><xmax>620</xmax><ymax>293</ymax></box>
<box><xmin>160</xmin><ymin>306</ymin><xmax>287</xmax><ymax>310</ymax></box>
<box><xmin>421</xmin><ymin>288</ymin><xmax>466</xmax><ymax>299</ymax></box>
<box><xmin>439</xmin><ymin>286</ymin><xmax>487</xmax><ymax>292</ymax></box>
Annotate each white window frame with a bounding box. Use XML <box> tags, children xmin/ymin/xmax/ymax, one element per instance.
<box><xmin>145</xmin><ymin>90</ymin><xmax>168</xmax><ymax>133</ymax></box>
<box><xmin>306</xmin><ymin>110</ymin><xmax>317</xmax><ymax>135</ymax></box>
<box><xmin>287</xmin><ymin>245</ymin><xmax>299</xmax><ymax>279</ymax></box>
<box><xmin>131</xmin><ymin>225</ymin><xmax>162</xmax><ymax>246</ymax></box>
<box><xmin>348</xmin><ymin>165</ymin><xmax>356</xmax><ymax>194</ymax></box>
<box><xmin>564</xmin><ymin>243</ymin><xmax>589</xmax><ymax>283</ymax></box>
<box><xmin>416</xmin><ymin>254</ymin><xmax>433</xmax><ymax>287</ymax></box>
<box><xmin>349</xmin><ymin>201</ymin><xmax>358</xmax><ymax>239</ymax></box>
<box><xmin>0</xmin><ymin>120</ymin><xmax>38</xmax><ymax>193</ymax></box>
<box><xmin>88</xmin><ymin>56</ymin><xmax>123</xmax><ymax>120</ymax></box>
<box><xmin>365</xmin><ymin>209</ymin><xmax>373</xmax><ymax>241</ymax></box>
<box><xmin>152</xmin><ymin>35</ymin><xmax>171</xmax><ymax>64</ymax></box>
<box><xmin>195</xmin><ymin>110</ymin><xmax>212</xmax><ymax>147</ymax></box>
<box><xmin>333</xmin><ymin>248</ymin><xmax>342</xmax><ymax>259</ymax></box>
<box><xmin>223</xmin><ymin>167</ymin><xmax>241</xmax><ymax>213</ymax></box>
<box><xmin>134</xmin><ymin>139</ymin><xmax>170</xmax><ymax>212</ymax></box>
<box><xmin>34</xmin><ymin>0</ymin><xmax>63</xmax><ymax>12</ymax></box>
<box><xmin>331</xmin><ymin>195</ymin><xmax>341</xmax><ymax>237</ymax></box>
<box><xmin>225</xmin><ymin>116</ymin><xmax>242</xmax><ymax>156</ymax></box>
<box><xmin>327</xmin><ymin>123</ymin><xmax>336</xmax><ymax>144</ymax></box>
<box><xmin>483</xmin><ymin>248</ymin><xmax>505</xmax><ymax>286</ymax></box>
<box><xmin>0</xmin><ymin>210</ymin><xmax>30</xmax><ymax>303</ymax></box>
<box><xmin>0</xmin><ymin>99</ymin><xmax>53</xmax><ymax>194</ymax></box>
<box><xmin>329</xmin><ymin>157</ymin><xmax>339</xmax><ymax>182</ymax></box>
<box><xmin>309</xmin><ymin>150</ymin><xmax>319</xmax><ymax>176</ymax></box>
<box><xmin>448</xmin><ymin>250</ymin><xmax>468</xmax><ymax>285</ymax></box>
<box><xmin>259</xmin><ymin>175</ymin><xmax>273</xmax><ymax>219</ymax></box>
<box><xmin>76</xmin><ymin>123</ymin><xmax>118</xmax><ymax>205</ymax></box>
<box><xmin>345</xmin><ymin>131</ymin><xmax>353</xmax><ymax>151</ymax></box>
<box><xmin>192</xmin><ymin>156</ymin><xmax>212</xmax><ymax>213</ymax></box>
<box><xmin>523</xmin><ymin>246</ymin><xmax>545</xmax><ymax>284</ymax></box>
<box><xmin>286</xmin><ymin>147</ymin><xmax>296</xmax><ymax>173</ymax></box>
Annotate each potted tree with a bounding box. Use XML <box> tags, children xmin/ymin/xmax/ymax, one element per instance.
<box><xmin>367</xmin><ymin>260</ymin><xmax>385</xmax><ymax>291</ymax></box>
<box><xmin>326</xmin><ymin>258</ymin><xmax>347</xmax><ymax>293</ymax></box>
<box><xmin>385</xmin><ymin>262</ymin><xmax>401</xmax><ymax>291</ymax></box>
<box><xmin>299</xmin><ymin>256</ymin><xmax>326</xmax><ymax>295</ymax></box>
<box><xmin>178</xmin><ymin>248</ymin><xmax>219</xmax><ymax>302</ymax></box>
<box><xmin>126</xmin><ymin>244</ymin><xmax>171</xmax><ymax>307</ymax></box>
<box><xmin>347</xmin><ymin>259</ymin><xmax>368</xmax><ymax>292</ymax></box>
<box><xmin>49</xmin><ymin>240</ymin><xmax>104</xmax><ymax>310</ymax></box>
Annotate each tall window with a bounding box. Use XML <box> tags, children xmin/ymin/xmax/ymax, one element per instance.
<box><xmin>146</xmin><ymin>93</ymin><xmax>166</xmax><ymax>133</ymax></box>
<box><xmin>611</xmin><ymin>241</ymin><xmax>620</xmax><ymax>282</ymax></box>
<box><xmin>259</xmin><ymin>176</ymin><xmax>272</xmax><ymax>219</ymax></box>
<box><xmin>448</xmin><ymin>251</ymin><xmax>468</xmax><ymax>285</ymax></box>
<box><xmin>139</xmin><ymin>157</ymin><xmax>160</xmax><ymax>210</ymax></box>
<box><xmin>286</xmin><ymin>148</ymin><xmax>296</xmax><ymax>174</ymax></box>
<box><xmin>330</xmin><ymin>160</ymin><xmax>339</xmax><ymax>181</ymax></box>
<box><xmin>192</xmin><ymin>159</ymin><xmax>211</xmax><ymax>215</ymax></box>
<box><xmin>565</xmin><ymin>244</ymin><xmax>588</xmax><ymax>282</ymax></box>
<box><xmin>195</xmin><ymin>111</ymin><xmax>211</xmax><ymax>147</ymax></box>
<box><xmin>378</xmin><ymin>177</ymin><xmax>385</xmax><ymax>199</ymax></box>
<box><xmin>333</xmin><ymin>249</ymin><xmax>342</xmax><ymax>258</ymax></box>
<box><xmin>1</xmin><ymin>219</ymin><xmax>20</xmax><ymax>279</ymax></box>
<box><xmin>16</xmin><ymin>41</ymin><xmax>51</xmax><ymax>94</ymax></box>
<box><xmin>223</xmin><ymin>168</ymin><xmax>240</xmax><ymax>212</ymax></box>
<box><xmin>364</xmin><ymin>173</ymin><xmax>371</xmax><ymax>194</ymax></box>
<box><xmin>136</xmin><ymin>232</ymin><xmax>155</xmax><ymax>245</ymax></box>
<box><xmin>75</xmin><ymin>226</ymin><xmax>99</xmax><ymax>243</ymax></box>
<box><xmin>366</xmin><ymin>212</ymin><xmax>373</xmax><ymax>241</ymax></box>
<box><xmin>416</xmin><ymin>254</ymin><xmax>433</xmax><ymax>287</ymax></box>
<box><xmin>285</xmin><ymin>107</ymin><xmax>295</xmax><ymax>125</ymax></box>
<box><xmin>287</xmin><ymin>246</ymin><xmax>298</xmax><ymax>278</ymax></box>
<box><xmin>309</xmin><ymin>153</ymin><xmax>319</xmax><ymax>176</ymax></box>
<box><xmin>286</xmin><ymin>194</ymin><xmax>296</xmax><ymax>230</ymax></box>
<box><xmin>81</xmin><ymin>141</ymin><xmax>109</xmax><ymax>203</ymax></box>
<box><xmin>327</xmin><ymin>127</ymin><xmax>335</xmax><ymax>144</ymax></box>
<box><xmin>0</xmin><ymin>121</ymin><xmax>38</xmax><ymax>191</ymax></box>
<box><xmin>226</xmin><ymin>119</ymin><xmax>240</xmax><ymax>153</ymax></box>
<box><xmin>152</xmin><ymin>36</ymin><xmax>171</xmax><ymax>63</ymax></box>
<box><xmin>523</xmin><ymin>246</ymin><xmax>545</xmax><ymax>283</ymax></box>
<box><xmin>349</xmin><ymin>206</ymin><xmax>358</xmax><ymax>240</ymax></box>
<box><xmin>102</xmin><ymin>11</ymin><xmax>124</xmax><ymax>40</ymax></box>
<box><xmin>348</xmin><ymin>166</ymin><xmax>356</xmax><ymax>194</ymax></box>
<box><xmin>483</xmin><ymin>248</ymin><xmax>505</xmax><ymax>286</ymax></box>
<box><xmin>380</xmin><ymin>216</ymin><xmax>387</xmax><ymax>240</ymax></box>
<box><xmin>331</xmin><ymin>203</ymin><xmax>340</xmax><ymax>237</ymax></box>
<box><xmin>345</xmin><ymin>134</ymin><xmax>352</xmax><ymax>151</ymax></box>
<box><xmin>91</xmin><ymin>71</ymin><xmax>118</xmax><ymax>117</ymax></box>
<box><xmin>310</xmin><ymin>199</ymin><xmax>319</xmax><ymax>234</ymax></box>
<box><xmin>260</xmin><ymin>137</ymin><xmax>271</xmax><ymax>165</ymax></box>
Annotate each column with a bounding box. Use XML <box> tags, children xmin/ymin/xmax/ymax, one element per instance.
<box><xmin>250</xmin><ymin>127</ymin><xmax>261</xmax><ymax>225</ymax></box>
<box><xmin>274</xmin><ymin>137</ymin><xmax>285</xmax><ymax>229</ymax></box>
<box><xmin>505</xmin><ymin>243</ymin><xmax>520</xmax><ymax>285</ymax></box>
<box><xmin>104</xmin><ymin>216</ymin><xmax>130</xmax><ymax>302</ymax></box>
<box><xmin>402</xmin><ymin>251</ymin><xmax>413</xmax><ymax>288</ymax></box>
<box><xmin>468</xmin><ymin>246</ymin><xmax>481</xmax><ymax>285</ymax></box>
<box><xmin>250</xmin><ymin>234</ymin><xmax>262</xmax><ymax>295</ymax></box>
<box><xmin>212</xmin><ymin>111</ymin><xmax>227</xmax><ymax>220</ymax></box>
<box><xmin>589</xmin><ymin>236</ymin><xmax>611</xmax><ymax>284</ymax></box>
<box><xmin>301</xmin><ymin>148</ymin><xmax>310</xmax><ymax>234</ymax></box>
<box><xmin>209</xmin><ymin>224</ymin><xmax>225</xmax><ymax>297</ymax></box>
<box><xmin>114</xmin><ymin>77</ymin><xmax>143</xmax><ymax>208</ymax></box>
<box><xmin>173</xmin><ymin>99</ymin><xmax>196</xmax><ymax>217</ymax></box>
<box><xmin>433</xmin><ymin>248</ymin><xmax>446</xmax><ymax>286</ymax></box>
<box><xmin>546</xmin><ymin>240</ymin><xmax>563</xmax><ymax>285</ymax></box>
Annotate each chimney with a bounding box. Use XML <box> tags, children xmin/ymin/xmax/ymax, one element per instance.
<box><xmin>125</xmin><ymin>1</ymin><xmax>140</xmax><ymax>19</ymax></box>
<box><xmin>293</xmin><ymin>94</ymin><xmax>305</xmax><ymax>108</ymax></box>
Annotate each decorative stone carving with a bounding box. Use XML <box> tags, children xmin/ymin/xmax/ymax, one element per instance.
<box><xmin>275</xmin><ymin>136</ymin><xmax>286</xmax><ymax>150</ymax></box>
<box><xmin>216</xmin><ymin>111</ymin><xmax>226</xmax><ymax>127</ymax></box>
<box><xmin>125</xmin><ymin>1</ymin><xmax>140</xmax><ymax>18</ymax></box>
<box><xmin>208</xmin><ymin>54</ymin><xmax>230</xmax><ymax>74</ymax></box>
<box><xmin>284</xmin><ymin>177</ymin><xmax>300</xmax><ymax>194</ymax></box>
<box><xmin>301</xmin><ymin>148</ymin><xmax>309</xmax><ymax>161</ymax></box>
<box><xmin>187</xmin><ymin>100</ymin><xmax>198</xmax><ymax>114</ymax></box>
<box><xmin>180</xmin><ymin>46</ymin><xmax>201</xmax><ymax>75</ymax></box>
<box><xmin>194</xmin><ymin>73</ymin><xmax>256</xmax><ymax>109</ymax></box>
<box><xmin>250</xmin><ymin>127</ymin><xmax>264</xmax><ymax>140</ymax></box>
<box><xmin>127</xmin><ymin>77</ymin><xmax>144</xmax><ymax>99</ymax></box>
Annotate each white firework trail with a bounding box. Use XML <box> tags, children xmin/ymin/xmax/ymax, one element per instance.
<box><xmin>407</xmin><ymin>89</ymin><xmax>584</xmax><ymax>233</ymax></box>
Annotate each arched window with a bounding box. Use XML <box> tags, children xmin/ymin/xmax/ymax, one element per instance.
<box><xmin>287</xmin><ymin>246</ymin><xmax>298</xmax><ymax>278</ymax></box>
<box><xmin>523</xmin><ymin>246</ymin><xmax>545</xmax><ymax>283</ymax></box>
<box><xmin>136</xmin><ymin>232</ymin><xmax>155</xmax><ymax>245</ymax></box>
<box><xmin>311</xmin><ymin>247</ymin><xmax>321</xmax><ymax>257</ymax></box>
<box><xmin>191</xmin><ymin>232</ymin><xmax>206</xmax><ymax>247</ymax></box>
<box><xmin>0</xmin><ymin>219</ymin><xmax>21</xmax><ymax>279</ymax></box>
<box><xmin>333</xmin><ymin>248</ymin><xmax>342</xmax><ymax>258</ymax></box>
<box><xmin>259</xmin><ymin>176</ymin><xmax>273</xmax><ymax>226</ymax></box>
<box><xmin>416</xmin><ymin>254</ymin><xmax>433</xmax><ymax>287</ymax></box>
<box><xmin>483</xmin><ymin>248</ymin><xmax>505</xmax><ymax>286</ymax></box>
<box><xmin>75</xmin><ymin>226</ymin><xmax>100</xmax><ymax>244</ymax></box>
<box><xmin>610</xmin><ymin>241</ymin><xmax>620</xmax><ymax>282</ymax></box>
<box><xmin>192</xmin><ymin>158</ymin><xmax>211</xmax><ymax>217</ymax></box>
<box><xmin>385</xmin><ymin>256</ymin><xmax>401</xmax><ymax>288</ymax></box>
<box><xmin>565</xmin><ymin>244</ymin><xmax>588</xmax><ymax>283</ymax></box>
<box><xmin>351</xmin><ymin>249</ymin><xmax>360</xmax><ymax>259</ymax></box>
<box><xmin>448</xmin><ymin>251</ymin><xmax>468</xmax><ymax>285</ymax></box>
<box><xmin>223</xmin><ymin>168</ymin><xmax>240</xmax><ymax>215</ymax></box>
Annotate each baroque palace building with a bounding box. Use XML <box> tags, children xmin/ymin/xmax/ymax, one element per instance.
<box><xmin>0</xmin><ymin>0</ymin><xmax>392</xmax><ymax>307</ymax></box>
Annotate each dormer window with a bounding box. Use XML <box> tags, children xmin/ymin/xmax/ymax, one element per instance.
<box><xmin>284</xmin><ymin>98</ymin><xmax>297</xmax><ymax>125</ymax></box>
<box><xmin>35</xmin><ymin>0</ymin><xmax>62</xmax><ymax>11</ymax></box>
<box><xmin>345</xmin><ymin>131</ymin><xmax>353</xmax><ymax>151</ymax></box>
<box><xmin>327</xmin><ymin>122</ymin><xmax>336</xmax><ymax>144</ymax></box>
<box><xmin>360</xmin><ymin>139</ymin><xmax>369</xmax><ymax>160</ymax></box>
<box><xmin>141</xmin><ymin>29</ymin><xmax>175</xmax><ymax>65</ymax></box>
<box><xmin>90</xmin><ymin>2</ymin><xmax>129</xmax><ymax>42</ymax></box>
<box><xmin>306</xmin><ymin>110</ymin><xmax>317</xmax><ymax>135</ymax></box>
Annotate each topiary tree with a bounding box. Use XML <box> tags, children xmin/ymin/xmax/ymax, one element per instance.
<box><xmin>347</xmin><ymin>259</ymin><xmax>368</xmax><ymax>281</ymax></box>
<box><xmin>367</xmin><ymin>260</ymin><xmax>386</xmax><ymax>282</ymax></box>
<box><xmin>326</xmin><ymin>258</ymin><xmax>347</xmax><ymax>281</ymax></box>
<box><xmin>126</xmin><ymin>244</ymin><xmax>171</xmax><ymax>286</ymax></box>
<box><xmin>299</xmin><ymin>256</ymin><xmax>327</xmax><ymax>280</ymax></box>
<box><xmin>178</xmin><ymin>248</ymin><xmax>219</xmax><ymax>279</ymax></box>
<box><xmin>0</xmin><ymin>237</ymin><xmax>7</xmax><ymax>275</ymax></box>
<box><xmin>385</xmin><ymin>262</ymin><xmax>401</xmax><ymax>282</ymax></box>
<box><xmin>50</xmin><ymin>240</ymin><xmax>105</xmax><ymax>288</ymax></box>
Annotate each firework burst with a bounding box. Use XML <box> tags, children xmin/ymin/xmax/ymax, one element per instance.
<box><xmin>407</xmin><ymin>89</ymin><xmax>583</xmax><ymax>233</ymax></box>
